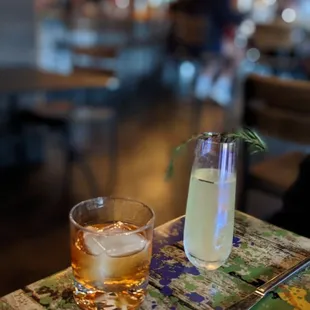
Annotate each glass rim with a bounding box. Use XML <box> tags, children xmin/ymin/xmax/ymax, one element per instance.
<box><xmin>197</xmin><ymin>132</ymin><xmax>237</xmax><ymax>146</ymax></box>
<box><xmin>69</xmin><ymin>197</ymin><xmax>155</xmax><ymax>236</ymax></box>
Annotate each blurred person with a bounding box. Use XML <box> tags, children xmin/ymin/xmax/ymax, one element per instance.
<box><xmin>60</xmin><ymin>0</ymin><xmax>73</xmax><ymax>20</ymax></box>
<box><xmin>167</xmin><ymin>0</ymin><xmax>244</xmax><ymax>58</ymax></box>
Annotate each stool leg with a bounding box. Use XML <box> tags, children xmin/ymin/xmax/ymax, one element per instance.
<box><xmin>9</xmin><ymin>94</ymin><xmax>28</xmax><ymax>165</ymax></box>
<box><xmin>105</xmin><ymin>116</ymin><xmax>118</xmax><ymax>195</ymax></box>
<box><xmin>74</xmin><ymin>148</ymin><xmax>100</xmax><ymax>198</ymax></box>
<box><xmin>63</xmin><ymin>122</ymin><xmax>100</xmax><ymax>200</ymax></box>
<box><xmin>61</xmin><ymin>128</ymin><xmax>74</xmax><ymax>207</ymax></box>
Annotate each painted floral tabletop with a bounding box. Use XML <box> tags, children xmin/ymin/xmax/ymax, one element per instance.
<box><xmin>1</xmin><ymin>212</ymin><xmax>310</xmax><ymax>310</ymax></box>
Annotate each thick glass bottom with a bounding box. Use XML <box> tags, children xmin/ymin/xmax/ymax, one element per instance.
<box><xmin>73</xmin><ymin>279</ymin><xmax>147</xmax><ymax>310</ymax></box>
<box><xmin>185</xmin><ymin>251</ymin><xmax>227</xmax><ymax>271</ymax></box>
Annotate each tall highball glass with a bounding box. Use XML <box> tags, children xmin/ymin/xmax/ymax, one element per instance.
<box><xmin>184</xmin><ymin>133</ymin><xmax>237</xmax><ymax>270</ymax></box>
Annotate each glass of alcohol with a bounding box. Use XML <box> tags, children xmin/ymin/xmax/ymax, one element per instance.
<box><xmin>70</xmin><ymin>197</ymin><xmax>155</xmax><ymax>309</ymax></box>
<box><xmin>184</xmin><ymin>133</ymin><xmax>237</xmax><ymax>270</ymax></box>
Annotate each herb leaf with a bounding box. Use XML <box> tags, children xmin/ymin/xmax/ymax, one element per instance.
<box><xmin>165</xmin><ymin>134</ymin><xmax>202</xmax><ymax>180</ymax></box>
<box><xmin>165</xmin><ymin>127</ymin><xmax>267</xmax><ymax>180</ymax></box>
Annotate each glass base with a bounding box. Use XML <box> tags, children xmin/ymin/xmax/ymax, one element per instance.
<box><xmin>73</xmin><ymin>280</ymin><xmax>146</xmax><ymax>310</ymax></box>
<box><xmin>185</xmin><ymin>251</ymin><xmax>227</xmax><ymax>271</ymax></box>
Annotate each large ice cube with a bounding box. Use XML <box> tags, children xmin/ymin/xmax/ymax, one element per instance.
<box><xmin>83</xmin><ymin>224</ymin><xmax>147</xmax><ymax>257</ymax></box>
<box><xmin>82</xmin><ymin>225</ymin><xmax>149</xmax><ymax>280</ymax></box>
<box><xmin>83</xmin><ymin>232</ymin><xmax>107</xmax><ymax>256</ymax></box>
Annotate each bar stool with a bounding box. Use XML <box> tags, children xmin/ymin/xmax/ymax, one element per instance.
<box><xmin>19</xmin><ymin>102</ymin><xmax>117</xmax><ymax>201</ymax></box>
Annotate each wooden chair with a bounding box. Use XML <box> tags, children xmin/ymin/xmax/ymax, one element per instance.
<box><xmin>72</xmin><ymin>45</ymin><xmax>119</xmax><ymax>77</ymax></box>
<box><xmin>250</xmin><ymin>23</ymin><xmax>294</xmax><ymax>52</ymax></box>
<box><xmin>18</xmin><ymin>69</ymin><xmax>119</xmax><ymax>206</ymax></box>
<box><xmin>249</xmin><ymin>23</ymin><xmax>298</xmax><ymax>73</ymax></box>
<box><xmin>239</xmin><ymin>74</ymin><xmax>310</xmax><ymax>211</ymax></box>
<box><xmin>72</xmin><ymin>46</ymin><xmax>118</xmax><ymax>59</ymax></box>
<box><xmin>70</xmin><ymin>45</ymin><xmax>121</xmax><ymax>101</ymax></box>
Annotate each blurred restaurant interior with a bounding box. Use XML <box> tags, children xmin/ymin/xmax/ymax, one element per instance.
<box><xmin>1</xmin><ymin>0</ymin><xmax>310</xmax><ymax>297</ymax></box>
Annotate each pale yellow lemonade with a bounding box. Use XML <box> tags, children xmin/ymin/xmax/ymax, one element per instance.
<box><xmin>184</xmin><ymin>168</ymin><xmax>236</xmax><ymax>270</ymax></box>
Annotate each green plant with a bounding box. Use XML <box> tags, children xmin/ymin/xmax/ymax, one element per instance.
<box><xmin>166</xmin><ymin>127</ymin><xmax>267</xmax><ymax>180</ymax></box>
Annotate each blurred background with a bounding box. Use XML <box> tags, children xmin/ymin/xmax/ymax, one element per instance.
<box><xmin>1</xmin><ymin>0</ymin><xmax>310</xmax><ymax>296</ymax></box>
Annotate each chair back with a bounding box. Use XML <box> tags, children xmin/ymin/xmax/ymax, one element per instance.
<box><xmin>72</xmin><ymin>45</ymin><xmax>118</xmax><ymax>77</ymax></box>
<box><xmin>251</xmin><ymin>23</ymin><xmax>293</xmax><ymax>51</ymax></box>
<box><xmin>73</xmin><ymin>65</ymin><xmax>115</xmax><ymax>77</ymax></box>
<box><xmin>243</xmin><ymin>74</ymin><xmax>310</xmax><ymax>145</ymax></box>
<box><xmin>72</xmin><ymin>46</ymin><xmax>118</xmax><ymax>59</ymax></box>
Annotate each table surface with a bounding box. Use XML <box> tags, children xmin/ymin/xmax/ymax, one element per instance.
<box><xmin>1</xmin><ymin>212</ymin><xmax>310</xmax><ymax>309</ymax></box>
<box><xmin>0</xmin><ymin>68</ymin><xmax>118</xmax><ymax>93</ymax></box>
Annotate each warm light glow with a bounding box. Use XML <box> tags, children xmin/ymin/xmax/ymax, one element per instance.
<box><xmin>115</xmin><ymin>0</ymin><xmax>130</xmax><ymax>9</ymax></box>
<box><xmin>134</xmin><ymin>0</ymin><xmax>149</xmax><ymax>21</ymax></box>
<box><xmin>282</xmin><ymin>8</ymin><xmax>296</xmax><ymax>23</ymax></box>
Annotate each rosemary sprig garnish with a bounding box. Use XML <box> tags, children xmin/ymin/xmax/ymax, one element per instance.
<box><xmin>165</xmin><ymin>127</ymin><xmax>267</xmax><ymax>180</ymax></box>
<box><xmin>165</xmin><ymin>134</ymin><xmax>201</xmax><ymax>181</ymax></box>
